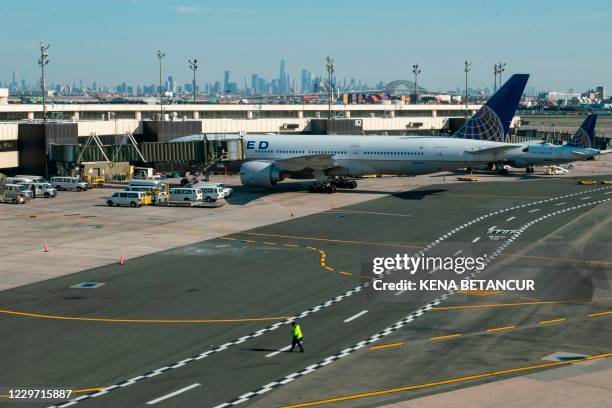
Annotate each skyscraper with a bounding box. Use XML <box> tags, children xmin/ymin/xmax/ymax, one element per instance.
<box><xmin>279</xmin><ymin>59</ymin><xmax>286</xmax><ymax>94</ymax></box>
<box><xmin>301</xmin><ymin>70</ymin><xmax>312</xmax><ymax>93</ymax></box>
<box><xmin>223</xmin><ymin>70</ymin><xmax>230</xmax><ymax>93</ymax></box>
<box><xmin>251</xmin><ymin>74</ymin><xmax>259</xmax><ymax>94</ymax></box>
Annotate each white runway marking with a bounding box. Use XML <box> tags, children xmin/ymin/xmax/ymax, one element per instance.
<box><xmin>555</xmin><ymin>202</ymin><xmax>566</xmax><ymax>206</ymax></box>
<box><xmin>452</xmin><ymin>250</ymin><xmax>463</xmax><ymax>256</ymax></box>
<box><xmin>581</xmin><ymin>196</ymin><xmax>591</xmax><ymax>200</ymax></box>
<box><xmin>528</xmin><ymin>209</ymin><xmax>540</xmax><ymax>213</ymax></box>
<box><xmin>265</xmin><ymin>345</ymin><xmax>291</xmax><ymax>358</ymax></box>
<box><xmin>472</xmin><ymin>236</ymin><xmax>480</xmax><ymax>243</ymax></box>
<box><xmin>147</xmin><ymin>383</ymin><xmax>201</xmax><ymax>405</ymax></box>
<box><xmin>343</xmin><ymin>310</ymin><xmax>369</xmax><ymax>323</ymax></box>
<box><xmin>506</xmin><ymin>216</ymin><xmax>515</xmax><ymax>221</ymax></box>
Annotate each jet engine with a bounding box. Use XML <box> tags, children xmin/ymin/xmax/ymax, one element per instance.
<box><xmin>239</xmin><ymin>161</ymin><xmax>283</xmax><ymax>187</ymax></box>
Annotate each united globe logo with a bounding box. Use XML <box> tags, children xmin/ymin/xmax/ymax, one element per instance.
<box><xmin>455</xmin><ymin>105</ymin><xmax>505</xmax><ymax>142</ymax></box>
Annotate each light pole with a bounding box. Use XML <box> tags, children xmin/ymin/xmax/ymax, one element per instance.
<box><xmin>157</xmin><ymin>50</ymin><xmax>166</xmax><ymax>119</ymax></box>
<box><xmin>497</xmin><ymin>62</ymin><xmax>506</xmax><ymax>87</ymax></box>
<box><xmin>493</xmin><ymin>63</ymin><xmax>498</xmax><ymax>93</ymax></box>
<box><xmin>464</xmin><ymin>60</ymin><xmax>471</xmax><ymax>110</ymax></box>
<box><xmin>188</xmin><ymin>59</ymin><xmax>198</xmax><ymax>104</ymax></box>
<box><xmin>412</xmin><ymin>64</ymin><xmax>421</xmax><ymax>103</ymax></box>
<box><xmin>325</xmin><ymin>56</ymin><xmax>335</xmax><ymax>120</ymax></box>
<box><xmin>38</xmin><ymin>42</ymin><xmax>50</xmax><ymax>122</ymax></box>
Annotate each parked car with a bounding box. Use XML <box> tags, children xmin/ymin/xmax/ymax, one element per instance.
<box><xmin>106</xmin><ymin>191</ymin><xmax>146</xmax><ymax>207</ymax></box>
<box><xmin>169</xmin><ymin>188</ymin><xmax>203</xmax><ymax>201</ymax></box>
<box><xmin>50</xmin><ymin>176</ymin><xmax>89</xmax><ymax>191</ymax></box>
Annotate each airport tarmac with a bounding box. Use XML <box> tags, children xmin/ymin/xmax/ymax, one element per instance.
<box><xmin>0</xmin><ymin>159</ymin><xmax>610</xmax><ymax>407</ymax></box>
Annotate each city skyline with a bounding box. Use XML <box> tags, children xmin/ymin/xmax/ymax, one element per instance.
<box><xmin>1</xmin><ymin>0</ymin><xmax>611</xmax><ymax>91</ymax></box>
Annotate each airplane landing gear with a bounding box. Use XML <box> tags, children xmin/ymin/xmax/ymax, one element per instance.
<box><xmin>308</xmin><ymin>178</ymin><xmax>357</xmax><ymax>193</ymax></box>
<box><xmin>525</xmin><ymin>166</ymin><xmax>535</xmax><ymax>174</ymax></box>
<box><xmin>309</xmin><ymin>183</ymin><xmax>336</xmax><ymax>194</ymax></box>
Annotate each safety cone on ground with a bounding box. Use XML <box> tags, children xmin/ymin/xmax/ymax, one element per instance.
<box><xmin>119</xmin><ymin>250</ymin><xmax>125</xmax><ymax>265</ymax></box>
<box><xmin>331</xmin><ymin>200</ymin><xmax>336</xmax><ymax>210</ymax></box>
<box><xmin>43</xmin><ymin>241</ymin><xmax>49</xmax><ymax>253</ymax></box>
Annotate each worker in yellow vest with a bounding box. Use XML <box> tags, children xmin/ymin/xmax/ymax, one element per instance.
<box><xmin>290</xmin><ymin>322</ymin><xmax>304</xmax><ymax>352</ymax></box>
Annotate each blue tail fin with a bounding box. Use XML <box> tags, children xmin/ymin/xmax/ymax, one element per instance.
<box><xmin>454</xmin><ymin>74</ymin><xmax>529</xmax><ymax>142</ymax></box>
<box><xmin>567</xmin><ymin>114</ymin><xmax>597</xmax><ymax>148</ymax></box>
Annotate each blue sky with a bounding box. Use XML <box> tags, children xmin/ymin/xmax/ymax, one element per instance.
<box><xmin>1</xmin><ymin>0</ymin><xmax>610</xmax><ymax>91</ymax></box>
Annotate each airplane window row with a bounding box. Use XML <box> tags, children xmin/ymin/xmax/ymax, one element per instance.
<box><xmin>276</xmin><ymin>150</ymin><xmax>306</xmax><ymax>154</ymax></box>
<box><xmin>530</xmin><ymin>151</ymin><xmax>552</xmax><ymax>155</ymax></box>
<box><xmin>308</xmin><ymin>150</ymin><xmax>347</xmax><ymax>154</ymax></box>
<box><xmin>364</xmin><ymin>151</ymin><xmax>424</xmax><ymax>156</ymax></box>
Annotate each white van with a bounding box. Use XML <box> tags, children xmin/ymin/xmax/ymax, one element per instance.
<box><xmin>106</xmin><ymin>191</ymin><xmax>145</xmax><ymax>207</ymax></box>
<box><xmin>16</xmin><ymin>175</ymin><xmax>48</xmax><ymax>184</ymax></box>
<box><xmin>170</xmin><ymin>188</ymin><xmax>202</xmax><ymax>201</ymax></box>
<box><xmin>21</xmin><ymin>182</ymin><xmax>57</xmax><ymax>198</ymax></box>
<box><xmin>6</xmin><ymin>177</ymin><xmax>35</xmax><ymax>185</ymax></box>
<box><xmin>199</xmin><ymin>187</ymin><xmax>223</xmax><ymax>202</ymax></box>
<box><xmin>2</xmin><ymin>184</ymin><xmax>29</xmax><ymax>204</ymax></box>
<box><xmin>128</xmin><ymin>179</ymin><xmax>164</xmax><ymax>188</ymax></box>
<box><xmin>190</xmin><ymin>182</ymin><xmax>232</xmax><ymax>198</ymax></box>
<box><xmin>50</xmin><ymin>176</ymin><xmax>89</xmax><ymax>191</ymax></box>
<box><xmin>125</xmin><ymin>186</ymin><xmax>167</xmax><ymax>204</ymax></box>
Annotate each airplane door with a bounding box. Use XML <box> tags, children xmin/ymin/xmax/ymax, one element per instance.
<box><xmin>349</xmin><ymin>143</ymin><xmax>362</xmax><ymax>176</ymax></box>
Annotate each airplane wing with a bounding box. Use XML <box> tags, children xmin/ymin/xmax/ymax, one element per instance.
<box><xmin>464</xmin><ymin>145</ymin><xmax>522</xmax><ymax>155</ymax></box>
<box><xmin>599</xmin><ymin>150</ymin><xmax>612</xmax><ymax>155</ymax></box>
<box><xmin>571</xmin><ymin>151</ymin><xmax>586</xmax><ymax>156</ymax></box>
<box><xmin>273</xmin><ymin>154</ymin><xmax>337</xmax><ymax>171</ymax></box>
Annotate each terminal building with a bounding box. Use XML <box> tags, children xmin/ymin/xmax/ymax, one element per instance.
<box><xmin>1</xmin><ymin>102</ymin><xmax>521</xmax><ymax>177</ymax></box>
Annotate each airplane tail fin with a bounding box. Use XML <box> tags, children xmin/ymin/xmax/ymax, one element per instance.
<box><xmin>567</xmin><ymin>114</ymin><xmax>597</xmax><ymax>148</ymax></box>
<box><xmin>453</xmin><ymin>74</ymin><xmax>529</xmax><ymax>142</ymax></box>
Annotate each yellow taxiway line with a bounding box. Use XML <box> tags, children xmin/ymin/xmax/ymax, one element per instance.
<box><xmin>0</xmin><ymin>309</ymin><xmax>290</xmax><ymax>324</ymax></box>
<box><xmin>282</xmin><ymin>352</ymin><xmax>612</xmax><ymax>407</ymax></box>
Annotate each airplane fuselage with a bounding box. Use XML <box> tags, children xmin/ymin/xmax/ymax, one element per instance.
<box><xmin>504</xmin><ymin>144</ymin><xmax>599</xmax><ymax>168</ymax></box>
<box><xmin>244</xmin><ymin>134</ymin><xmax>517</xmax><ymax>179</ymax></box>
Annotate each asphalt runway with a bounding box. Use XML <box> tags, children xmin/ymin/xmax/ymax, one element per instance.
<box><xmin>0</xmin><ymin>177</ymin><xmax>610</xmax><ymax>408</ymax></box>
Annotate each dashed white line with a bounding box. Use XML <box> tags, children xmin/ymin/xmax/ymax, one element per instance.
<box><xmin>528</xmin><ymin>209</ymin><xmax>540</xmax><ymax>213</ymax></box>
<box><xmin>472</xmin><ymin>236</ymin><xmax>480</xmax><ymax>243</ymax></box>
<box><xmin>146</xmin><ymin>383</ymin><xmax>201</xmax><ymax>405</ymax></box>
<box><xmin>265</xmin><ymin>345</ymin><xmax>292</xmax><ymax>358</ymax></box>
<box><xmin>343</xmin><ymin>310</ymin><xmax>369</xmax><ymax>323</ymax></box>
<box><xmin>555</xmin><ymin>202</ymin><xmax>566</xmax><ymax>206</ymax></box>
<box><xmin>581</xmin><ymin>196</ymin><xmax>591</xmax><ymax>200</ymax></box>
<box><xmin>452</xmin><ymin>250</ymin><xmax>463</xmax><ymax>256</ymax></box>
<box><xmin>506</xmin><ymin>216</ymin><xmax>515</xmax><ymax>221</ymax></box>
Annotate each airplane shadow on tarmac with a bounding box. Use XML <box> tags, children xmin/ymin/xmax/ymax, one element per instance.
<box><xmin>225</xmin><ymin>182</ymin><xmax>448</xmax><ymax>206</ymax></box>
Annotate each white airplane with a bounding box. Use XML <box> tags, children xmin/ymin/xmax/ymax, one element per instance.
<box><xmin>501</xmin><ymin>114</ymin><xmax>603</xmax><ymax>173</ymax></box>
<box><xmin>239</xmin><ymin>74</ymin><xmax>529</xmax><ymax>193</ymax></box>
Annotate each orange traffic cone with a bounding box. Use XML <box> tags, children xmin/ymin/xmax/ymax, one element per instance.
<box><xmin>43</xmin><ymin>241</ymin><xmax>49</xmax><ymax>253</ymax></box>
<box><xmin>331</xmin><ymin>200</ymin><xmax>336</xmax><ymax>210</ymax></box>
<box><xmin>119</xmin><ymin>250</ymin><xmax>125</xmax><ymax>265</ymax></box>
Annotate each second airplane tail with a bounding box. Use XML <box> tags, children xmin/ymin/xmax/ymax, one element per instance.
<box><xmin>454</xmin><ymin>74</ymin><xmax>529</xmax><ymax>142</ymax></box>
<box><xmin>567</xmin><ymin>114</ymin><xmax>597</xmax><ymax>148</ymax></box>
